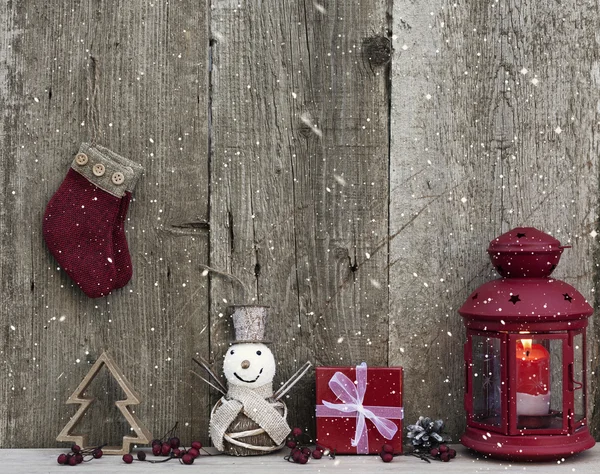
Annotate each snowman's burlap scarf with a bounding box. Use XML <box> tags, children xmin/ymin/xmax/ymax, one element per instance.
<box><xmin>210</xmin><ymin>382</ymin><xmax>291</xmax><ymax>451</ymax></box>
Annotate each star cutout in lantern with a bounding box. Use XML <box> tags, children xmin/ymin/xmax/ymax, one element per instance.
<box><xmin>516</xmin><ymin>233</ymin><xmax>526</xmax><ymax>238</ymax></box>
<box><xmin>563</xmin><ymin>293</ymin><xmax>573</xmax><ymax>302</ymax></box>
<box><xmin>472</xmin><ymin>293</ymin><xmax>479</xmax><ymax>300</ymax></box>
<box><xmin>508</xmin><ymin>294</ymin><xmax>521</xmax><ymax>305</ymax></box>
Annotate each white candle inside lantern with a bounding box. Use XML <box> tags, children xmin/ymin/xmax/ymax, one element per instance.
<box><xmin>516</xmin><ymin>339</ymin><xmax>551</xmax><ymax>416</ymax></box>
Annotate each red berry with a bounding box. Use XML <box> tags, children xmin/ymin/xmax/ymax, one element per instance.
<box><xmin>381</xmin><ymin>452</ymin><xmax>393</xmax><ymax>463</ymax></box>
<box><xmin>173</xmin><ymin>448</ymin><xmax>182</xmax><ymax>458</ymax></box>
<box><xmin>449</xmin><ymin>448</ymin><xmax>457</xmax><ymax>459</ymax></box>
<box><xmin>292</xmin><ymin>450</ymin><xmax>303</xmax><ymax>462</ymax></box>
<box><xmin>286</xmin><ymin>439</ymin><xmax>297</xmax><ymax>449</ymax></box>
<box><xmin>191</xmin><ymin>441</ymin><xmax>202</xmax><ymax>450</ymax></box>
<box><xmin>152</xmin><ymin>439</ymin><xmax>162</xmax><ymax>446</ymax></box>
<box><xmin>161</xmin><ymin>442</ymin><xmax>172</xmax><ymax>456</ymax></box>
<box><xmin>75</xmin><ymin>453</ymin><xmax>84</xmax><ymax>464</ymax></box>
<box><xmin>188</xmin><ymin>447</ymin><xmax>200</xmax><ymax>458</ymax></box>
<box><xmin>292</xmin><ymin>427</ymin><xmax>303</xmax><ymax>438</ymax></box>
<box><xmin>93</xmin><ymin>449</ymin><xmax>103</xmax><ymax>459</ymax></box>
<box><xmin>301</xmin><ymin>447</ymin><xmax>311</xmax><ymax>457</ymax></box>
<box><xmin>430</xmin><ymin>448</ymin><xmax>440</xmax><ymax>457</ymax></box>
<box><xmin>71</xmin><ymin>444</ymin><xmax>81</xmax><ymax>454</ymax></box>
<box><xmin>439</xmin><ymin>444</ymin><xmax>449</xmax><ymax>453</ymax></box>
<box><xmin>297</xmin><ymin>455</ymin><xmax>309</xmax><ymax>464</ymax></box>
<box><xmin>169</xmin><ymin>437</ymin><xmax>180</xmax><ymax>449</ymax></box>
<box><xmin>137</xmin><ymin>451</ymin><xmax>147</xmax><ymax>461</ymax></box>
<box><xmin>182</xmin><ymin>453</ymin><xmax>194</xmax><ymax>465</ymax></box>
<box><xmin>123</xmin><ymin>453</ymin><xmax>134</xmax><ymax>464</ymax></box>
<box><xmin>68</xmin><ymin>456</ymin><xmax>78</xmax><ymax>466</ymax></box>
<box><xmin>152</xmin><ymin>444</ymin><xmax>162</xmax><ymax>456</ymax></box>
<box><xmin>57</xmin><ymin>453</ymin><xmax>68</xmax><ymax>465</ymax></box>
<box><xmin>312</xmin><ymin>450</ymin><xmax>323</xmax><ymax>459</ymax></box>
<box><xmin>440</xmin><ymin>452</ymin><xmax>450</xmax><ymax>462</ymax></box>
<box><xmin>381</xmin><ymin>443</ymin><xmax>394</xmax><ymax>454</ymax></box>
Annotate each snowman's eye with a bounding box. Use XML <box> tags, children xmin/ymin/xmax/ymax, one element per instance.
<box><xmin>230</xmin><ymin>350</ymin><xmax>234</xmax><ymax>355</ymax></box>
<box><xmin>256</xmin><ymin>351</ymin><xmax>262</xmax><ymax>356</ymax></box>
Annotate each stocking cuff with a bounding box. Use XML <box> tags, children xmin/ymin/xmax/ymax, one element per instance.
<box><xmin>71</xmin><ymin>143</ymin><xmax>144</xmax><ymax>198</ymax></box>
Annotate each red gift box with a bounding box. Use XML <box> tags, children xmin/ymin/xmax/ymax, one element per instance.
<box><xmin>315</xmin><ymin>363</ymin><xmax>403</xmax><ymax>454</ymax></box>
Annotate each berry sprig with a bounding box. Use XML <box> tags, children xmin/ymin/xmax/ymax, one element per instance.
<box><xmin>56</xmin><ymin>444</ymin><xmax>104</xmax><ymax>466</ymax></box>
<box><xmin>284</xmin><ymin>427</ymin><xmax>333</xmax><ymax>464</ymax></box>
<box><xmin>405</xmin><ymin>443</ymin><xmax>456</xmax><ymax>463</ymax></box>
<box><xmin>124</xmin><ymin>440</ymin><xmax>205</xmax><ymax>465</ymax></box>
<box><xmin>428</xmin><ymin>444</ymin><xmax>457</xmax><ymax>462</ymax></box>
<box><xmin>121</xmin><ymin>422</ymin><xmax>209</xmax><ymax>466</ymax></box>
<box><xmin>379</xmin><ymin>443</ymin><xmax>395</xmax><ymax>463</ymax></box>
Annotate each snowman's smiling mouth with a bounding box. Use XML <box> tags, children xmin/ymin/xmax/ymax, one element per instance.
<box><xmin>234</xmin><ymin>368</ymin><xmax>263</xmax><ymax>383</ymax></box>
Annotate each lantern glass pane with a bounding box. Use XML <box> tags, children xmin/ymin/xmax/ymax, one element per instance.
<box><xmin>516</xmin><ymin>337</ymin><xmax>563</xmax><ymax>431</ymax></box>
<box><xmin>573</xmin><ymin>333</ymin><xmax>585</xmax><ymax>423</ymax></box>
<box><xmin>472</xmin><ymin>335</ymin><xmax>502</xmax><ymax>427</ymax></box>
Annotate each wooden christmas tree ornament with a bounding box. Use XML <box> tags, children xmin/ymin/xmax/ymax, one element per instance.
<box><xmin>56</xmin><ymin>351</ymin><xmax>152</xmax><ymax>455</ymax></box>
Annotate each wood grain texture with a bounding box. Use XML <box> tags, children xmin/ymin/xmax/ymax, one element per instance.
<box><xmin>0</xmin><ymin>0</ymin><xmax>210</xmax><ymax>447</ymax></box>
<box><xmin>1</xmin><ymin>0</ymin><xmax>598</xmax><ymax>449</ymax></box>
<box><xmin>209</xmin><ymin>0</ymin><xmax>391</xmax><ymax>434</ymax></box>
<box><xmin>389</xmin><ymin>0</ymin><xmax>599</xmax><ymax>440</ymax></box>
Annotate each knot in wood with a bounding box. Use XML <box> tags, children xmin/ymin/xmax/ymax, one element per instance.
<box><xmin>297</xmin><ymin>121</ymin><xmax>313</xmax><ymax>139</ymax></box>
<box><xmin>362</xmin><ymin>35</ymin><xmax>392</xmax><ymax>67</ymax></box>
<box><xmin>333</xmin><ymin>247</ymin><xmax>349</xmax><ymax>259</ymax></box>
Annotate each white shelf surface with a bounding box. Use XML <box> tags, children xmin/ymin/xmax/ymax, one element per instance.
<box><xmin>0</xmin><ymin>445</ymin><xmax>598</xmax><ymax>473</ymax></box>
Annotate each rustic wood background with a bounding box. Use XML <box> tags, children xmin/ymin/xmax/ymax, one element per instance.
<box><xmin>0</xmin><ymin>0</ymin><xmax>598</xmax><ymax>448</ymax></box>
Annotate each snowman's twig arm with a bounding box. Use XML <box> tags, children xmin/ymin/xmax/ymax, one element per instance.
<box><xmin>274</xmin><ymin>361</ymin><xmax>313</xmax><ymax>401</ymax></box>
<box><xmin>190</xmin><ymin>370</ymin><xmax>227</xmax><ymax>395</ymax></box>
<box><xmin>192</xmin><ymin>357</ymin><xmax>228</xmax><ymax>394</ymax></box>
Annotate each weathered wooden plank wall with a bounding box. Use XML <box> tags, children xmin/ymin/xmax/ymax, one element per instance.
<box><xmin>209</xmin><ymin>0</ymin><xmax>391</xmax><ymax>431</ymax></box>
<box><xmin>390</xmin><ymin>0</ymin><xmax>600</xmax><ymax>439</ymax></box>
<box><xmin>0</xmin><ymin>0</ymin><xmax>598</xmax><ymax>449</ymax></box>
<box><xmin>0</xmin><ymin>0</ymin><xmax>211</xmax><ymax>447</ymax></box>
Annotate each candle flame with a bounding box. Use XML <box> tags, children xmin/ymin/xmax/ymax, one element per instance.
<box><xmin>521</xmin><ymin>338</ymin><xmax>532</xmax><ymax>352</ymax></box>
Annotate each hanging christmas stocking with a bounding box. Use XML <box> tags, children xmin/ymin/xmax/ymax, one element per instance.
<box><xmin>43</xmin><ymin>144</ymin><xmax>143</xmax><ymax>297</ymax></box>
<box><xmin>91</xmin><ymin>144</ymin><xmax>144</xmax><ymax>290</ymax></box>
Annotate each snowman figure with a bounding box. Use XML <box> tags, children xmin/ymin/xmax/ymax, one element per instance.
<box><xmin>208</xmin><ymin>305</ymin><xmax>303</xmax><ymax>455</ymax></box>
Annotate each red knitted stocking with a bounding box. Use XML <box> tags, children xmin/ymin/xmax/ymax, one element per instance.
<box><xmin>93</xmin><ymin>145</ymin><xmax>144</xmax><ymax>290</ymax></box>
<box><xmin>43</xmin><ymin>144</ymin><xmax>143</xmax><ymax>297</ymax></box>
<box><xmin>112</xmin><ymin>191</ymin><xmax>134</xmax><ymax>290</ymax></box>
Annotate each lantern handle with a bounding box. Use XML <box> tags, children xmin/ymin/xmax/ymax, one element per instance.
<box><xmin>568</xmin><ymin>363</ymin><xmax>584</xmax><ymax>391</ymax></box>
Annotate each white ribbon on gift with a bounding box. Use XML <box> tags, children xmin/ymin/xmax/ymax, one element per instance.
<box><xmin>315</xmin><ymin>362</ymin><xmax>403</xmax><ymax>454</ymax></box>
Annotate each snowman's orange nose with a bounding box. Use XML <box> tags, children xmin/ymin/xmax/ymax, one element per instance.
<box><xmin>241</xmin><ymin>360</ymin><xmax>250</xmax><ymax>369</ymax></box>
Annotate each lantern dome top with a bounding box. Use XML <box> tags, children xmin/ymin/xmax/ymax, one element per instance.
<box><xmin>488</xmin><ymin>227</ymin><xmax>568</xmax><ymax>278</ymax></box>
<box><xmin>458</xmin><ymin>278</ymin><xmax>593</xmax><ymax>323</ymax></box>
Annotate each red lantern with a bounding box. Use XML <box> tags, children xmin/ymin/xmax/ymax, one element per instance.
<box><xmin>459</xmin><ymin>227</ymin><xmax>595</xmax><ymax>461</ymax></box>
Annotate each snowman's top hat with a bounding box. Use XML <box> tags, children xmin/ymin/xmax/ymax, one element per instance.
<box><xmin>228</xmin><ymin>305</ymin><xmax>271</xmax><ymax>344</ymax></box>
